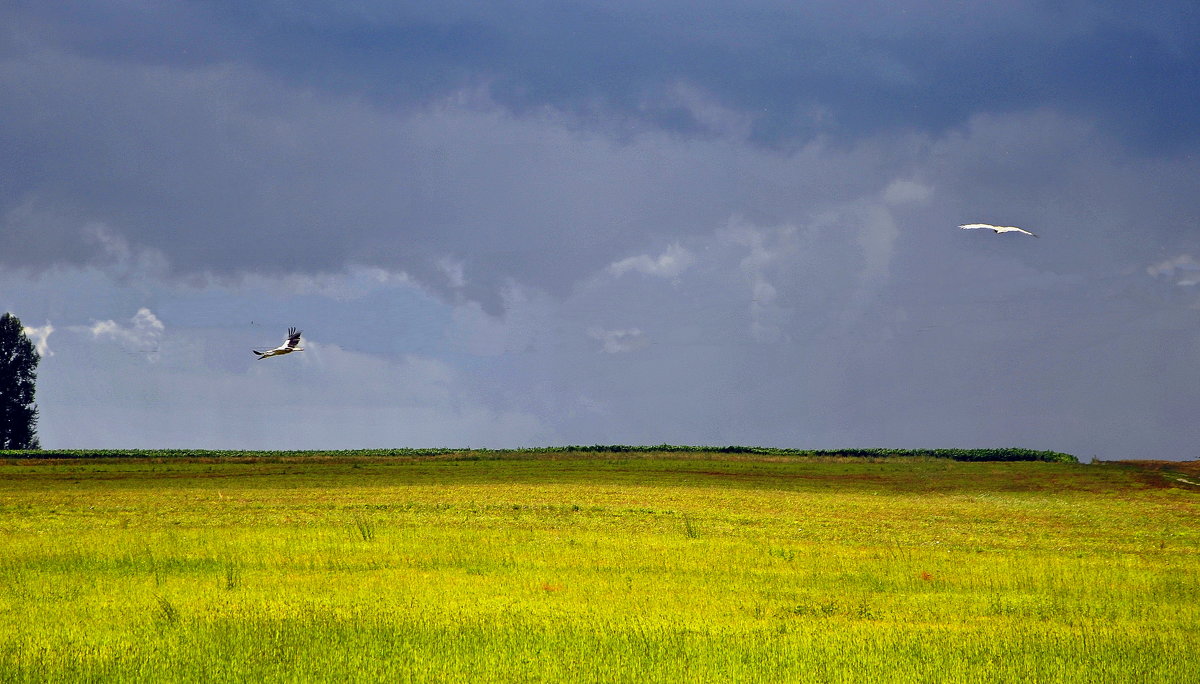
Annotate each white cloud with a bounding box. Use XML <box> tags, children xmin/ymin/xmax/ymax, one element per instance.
<box><xmin>855</xmin><ymin>204</ymin><xmax>900</xmax><ymax>288</ymax></box>
<box><xmin>608</xmin><ymin>243</ymin><xmax>695</xmax><ymax>280</ymax></box>
<box><xmin>233</xmin><ymin>266</ymin><xmax>416</xmax><ymax>301</ymax></box>
<box><xmin>1148</xmin><ymin>254</ymin><xmax>1200</xmax><ymax>285</ymax></box>
<box><xmin>882</xmin><ymin>179</ymin><xmax>933</xmax><ymax>206</ymax></box>
<box><xmin>588</xmin><ymin>327</ymin><xmax>647</xmax><ymax>353</ymax></box>
<box><xmin>719</xmin><ymin>218</ymin><xmax>796</xmax><ymax>342</ymax></box>
<box><xmin>22</xmin><ymin>322</ymin><xmax>54</xmax><ymax>356</ymax></box>
<box><xmin>90</xmin><ymin>307</ymin><xmax>164</xmax><ymax>352</ymax></box>
<box><xmin>437</xmin><ymin>257</ymin><xmax>468</xmax><ymax>289</ymax></box>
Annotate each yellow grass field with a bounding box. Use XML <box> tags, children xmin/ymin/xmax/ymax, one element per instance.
<box><xmin>1</xmin><ymin>452</ymin><xmax>1197</xmax><ymax>682</ymax></box>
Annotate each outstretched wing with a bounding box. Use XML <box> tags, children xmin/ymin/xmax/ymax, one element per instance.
<box><xmin>252</xmin><ymin>327</ymin><xmax>301</xmax><ymax>357</ymax></box>
<box><xmin>960</xmin><ymin>223</ymin><xmax>1038</xmax><ymax>237</ymax></box>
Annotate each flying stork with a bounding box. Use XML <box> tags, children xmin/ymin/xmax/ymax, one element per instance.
<box><xmin>253</xmin><ymin>327</ymin><xmax>304</xmax><ymax>359</ymax></box>
<box><xmin>959</xmin><ymin>223</ymin><xmax>1039</xmax><ymax>238</ymax></box>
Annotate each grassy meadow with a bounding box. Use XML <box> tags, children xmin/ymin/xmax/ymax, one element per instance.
<box><xmin>0</xmin><ymin>451</ymin><xmax>1197</xmax><ymax>682</ymax></box>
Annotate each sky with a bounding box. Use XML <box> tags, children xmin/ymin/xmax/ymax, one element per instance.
<box><xmin>2</xmin><ymin>1</ymin><xmax>1199</xmax><ymax>459</ymax></box>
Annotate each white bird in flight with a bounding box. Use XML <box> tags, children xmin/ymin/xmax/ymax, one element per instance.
<box><xmin>959</xmin><ymin>223</ymin><xmax>1039</xmax><ymax>238</ymax></box>
<box><xmin>253</xmin><ymin>327</ymin><xmax>304</xmax><ymax>359</ymax></box>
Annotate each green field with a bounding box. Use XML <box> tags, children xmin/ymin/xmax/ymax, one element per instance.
<box><xmin>1</xmin><ymin>451</ymin><xmax>1197</xmax><ymax>682</ymax></box>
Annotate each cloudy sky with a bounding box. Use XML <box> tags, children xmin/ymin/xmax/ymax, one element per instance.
<box><xmin>3</xmin><ymin>2</ymin><xmax>1199</xmax><ymax>459</ymax></box>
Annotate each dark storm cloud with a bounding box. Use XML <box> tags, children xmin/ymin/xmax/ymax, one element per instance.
<box><xmin>2</xmin><ymin>0</ymin><xmax>1199</xmax><ymax>314</ymax></box>
<box><xmin>7</xmin><ymin>1</ymin><xmax>1199</xmax><ymax>145</ymax></box>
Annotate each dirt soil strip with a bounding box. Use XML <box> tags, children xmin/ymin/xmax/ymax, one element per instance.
<box><xmin>1118</xmin><ymin>459</ymin><xmax>1200</xmax><ymax>488</ymax></box>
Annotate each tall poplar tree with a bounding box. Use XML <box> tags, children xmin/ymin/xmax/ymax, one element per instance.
<box><xmin>0</xmin><ymin>312</ymin><xmax>40</xmax><ymax>450</ymax></box>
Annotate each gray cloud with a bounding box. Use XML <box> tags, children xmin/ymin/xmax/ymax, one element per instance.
<box><xmin>3</xmin><ymin>2</ymin><xmax>1200</xmax><ymax>458</ymax></box>
<box><xmin>7</xmin><ymin>1</ymin><xmax>1198</xmax><ymax>145</ymax></box>
<box><xmin>4</xmin><ymin>3</ymin><xmax>1198</xmax><ymax>314</ymax></box>
<box><xmin>32</xmin><ymin>319</ymin><xmax>556</xmax><ymax>449</ymax></box>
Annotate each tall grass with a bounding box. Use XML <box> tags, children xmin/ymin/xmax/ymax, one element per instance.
<box><xmin>0</xmin><ymin>455</ymin><xmax>1194</xmax><ymax>681</ymax></box>
<box><xmin>349</xmin><ymin>512</ymin><xmax>377</xmax><ymax>542</ymax></box>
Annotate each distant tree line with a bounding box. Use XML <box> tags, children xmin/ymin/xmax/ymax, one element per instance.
<box><xmin>0</xmin><ymin>445</ymin><xmax>1078</xmax><ymax>463</ymax></box>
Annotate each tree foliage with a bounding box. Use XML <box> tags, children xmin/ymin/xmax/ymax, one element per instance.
<box><xmin>0</xmin><ymin>312</ymin><xmax>40</xmax><ymax>449</ymax></box>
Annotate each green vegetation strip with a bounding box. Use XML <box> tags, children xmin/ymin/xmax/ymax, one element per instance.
<box><xmin>0</xmin><ymin>444</ymin><xmax>1078</xmax><ymax>462</ymax></box>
